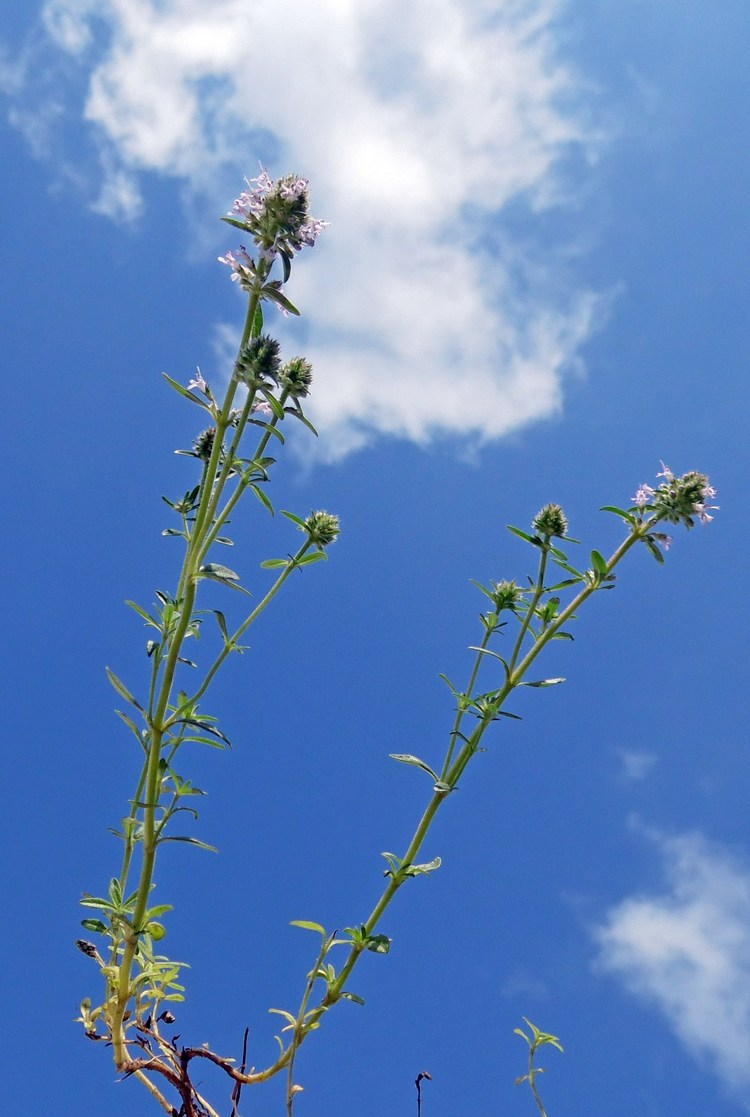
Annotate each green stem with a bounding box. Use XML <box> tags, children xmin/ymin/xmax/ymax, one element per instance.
<box><xmin>109</xmin><ymin>297</ymin><xmax>265</xmax><ymax>1063</ymax></box>
<box><xmin>441</xmin><ymin>630</ymin><xmax>491</xmax><ymax>779</ymax></box>
<box><xmin>242</xmin><ymin>514</ymin><xmax>664</xmax><ymax>1084</ymax></box>
<box><xmin>173</xmin><ymin>540</ymin><xmax>314</xmax><ymax>718</ymax></box>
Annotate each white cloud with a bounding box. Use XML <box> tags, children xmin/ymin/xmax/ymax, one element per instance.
<box><xmin>6</xmin><ymin>0</ymin><xmax>606</xmax><ymax>459</ymax></box>
<box><xmin>616</xmin><ymin>749</ymin><xmax>658</xmax><ymax>782</ymax></box>
<box><xmin>595</xmin><ymin>830</ymin><xmax>750</xmax><ymax>1101</ymax></box>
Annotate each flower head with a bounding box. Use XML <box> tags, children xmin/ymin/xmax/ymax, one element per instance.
<box><xmin>303</xmin><ymin>510</ymin><xmax>340</xmax><ymax>548</ymax></box>
<box><xmin>634</xmin><ymin>464</ymin><xmax>718</xmax><ymax>529</ymax></box>
<box><xmin>280</xmin><ymin>356</ymin><xmax>313</xmax><ymax>399</ymax></box>
<box><xmin>193</xmin><ymin>426</ymin><xmax>217</xmax><ymax>462</ymax></box>
<box><xmin>489</xmin><ymin>579</ymin><xmax>524</xmax><ymax>612</ymax></box>
<box><xmin>225</xmin><ymin>168</ymin><xmax>328</xmax><ymax>269</ymax></box>
<box><xmin>234</xmin><ymin>334</ymin><xmax>282</xmax><ymax>388</ymax></box>
<box><xmin>532</xmin><ymin>503</ymin><xmax>568</xmax><ymax>539</ymax></box>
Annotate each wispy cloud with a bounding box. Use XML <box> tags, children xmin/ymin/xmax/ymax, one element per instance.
<box><xmin>5</xmin><ymin>0</ymin><xmax>606</xmax><ymax>459</ymax></box>
<box><xmin>595</xmin><ymin>829</ymin><xmax>750</xmax><ymax>1103</ymax></box>
<box><xmin>616</xmin><ymin>748</ymin><xmax>658</xmax><ymax>782</ymax></box>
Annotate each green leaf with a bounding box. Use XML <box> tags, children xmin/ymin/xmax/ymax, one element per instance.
<box><xmin>340</xmin><ymin>991</ymin><xmax>366</xmax><ymax>1006</ymax></box>
<box><xmin>521</xmin><ymin>677</ymin><xmax>566</xmax><ymax>688</ymax></box>
<box><xmin>600</xmin><ymin>504</ymin><xmax>637</xmax><ymax>525</ymax></box>
<box><xmin>221</xmin><ymin>215</ymin><xmax>252</xmax><ymax>232</ymax></box>
<box><xmin>199</xmin><ymin>563</ymin><xmax>240</xmax><ymax>582</ymax></box>
<box><xmin>289</xmin><ymin>409</ymin><xmax>319</xmax><ymax>438</ymax></box>
<box><xmin>590</xmin><ymin>549</ymin><xmax>609</xmax><ymax>576</ymax></box>
<box><xmin>262</xmin><ymin>392</ymin><xmax>286</xmax><ymax>421</ymax></box>
<box><xmin>213</xmin><ymin>610</ymin><xmax>229</xmax><ymax>642</ymax></box>
<box><xmin>552</xmin><ymin>560</ymin><xmax>584</xmax><ymax>579</ymax></box>
<box><xmin>507</xmin><ymin>525</ymin><xmax>541</xmax><ymax>546</ymax></box>
<box><xmin>80</xmin><ymin>918</ymin><xmax>108</xmax><ymax>933</ymax></box>
<box><xmin>262</xmin><ymin>286</ymin><xmax>300</xmax><ymax>316</ymax></box>
<box><xmin>280</xmin><ymin>510</ymin><xmax>307</xmax><ymax>528</ymax></box>
<box><xmin>290</xmin><ymin>920</ymin><xmax>327</xmax><ymax>936</ymax></box>
<box><xmin>115</xmin><ymin>710</ymin><xmax>146</xmax><ymax>747</ymax></box>
<box><xmin>269</xmin><ymin>1007</ymin><xmax>297</xmax><ymax>1027</ymax></box>
<box><xmin>433</xmin><ymin>780</ymin><xmax>454</xmax><ymax>792</ymax></box>
<box><xmin>366</xmin><ymin>934</ymin><xmax>391</xmax><ymax>955</ymax></box>
<box><xmin>644</xmin><ymin>535</ymin><xmax>666</xmax><ymax>564</ymax></box>
<box><xmin>294</xmin><ymin>551</ymin><xmax>327</xmax><ymax>567</ymax></box>
<box><xmin>160</xmin><ymin>835</ymin><xmax>219</xmax><ymax>852</ymax></box>
<box><xmin>248</xmin><ymin>483</ymin><xmax>275</xmax><ymax>515</ymax></box>
<box><xmin>260</xmin><ymin>557</ymin><xmax>291</xmax><ymax>569</ymax></box>
<box><xmin>162</xmin><ymin>373</ymin><xmax>210</xmax><ymax>407</ymax></box>
<box><xmin>407</xmin><ymin>856</ymin><xmax>442</xmax><ymax>876</ymax></box>
<box><xmin>125</xmin><ymin>600</ymin><xmax>158</xmax><ymax>627</ymax></box>
<box><xmin>106</xmin><ymin>668</ymin><xmax>143</xmax><ymax>711</ymax></box>
<box><xmin>468</xmin><ymin>646</ymin><xmax>510</xmax><ymax>675</ymax></box>
<box><xmin>389</xmin><ymin>754</ymin><xmax>439</xmax><ymax>781</ymax></box>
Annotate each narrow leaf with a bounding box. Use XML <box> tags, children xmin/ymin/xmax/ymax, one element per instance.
<box><xmin>521</xmin><ymin>677</ymin><xmax>566</xmax><ymax>688</ymax></box>
<box><xmin>160</xmin><ymin>836</ymin><xmax>218</xmax><ymax>852</ymax></box>
<box><xmin>340</xmin><ymin>991</ymin><xmax>366</xmax><ymax>1006</ymax></box>
<box><xmin>248</xmin><ymin>483</ymin><xmax>275</xmax><ymax>515</ymax></box>
<box><xmin>199</xmin><ymin>563</ymin><xmax>240</xmax><ymax>582</ymax></box>
<box><xmin>162</xmin><ymin>373</ymin><xmax>208</xmax><ymax>407</ymax></box>
<box><xmin>106</xmin><ymin>668</ymin><xmax>143</xmax><ymax>711</ymax></box>
<box><xmin>507</xmin><ymin>525</ymin><xmax>540</xmax><ymax>546</ymax></box>
<box><xmin>389</xmin><ymin>754</ymin><xmax>439</xmax><ymax>781</ymax></box>
<box><xmin>290</xmin><ymin>920</ymin><xmax>326</xmax><ymax>936</ymax></box>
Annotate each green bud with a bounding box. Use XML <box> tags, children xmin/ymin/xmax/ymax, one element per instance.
<box><xmin>532</xmin><ymin>503</ymin><xmax>568</xmax><ymax>538</ymax></box>
<box><xmin>234</xmin><ymin>334</ymin><xmax>281</xmax><ymax>387</ymax></box>
<box><xmin>280</xmin><ymin>356</ymin><xmax>313</xmax><ymax>398</ymax></box>
<box><xmin>303</xmin><ymin>510</ymin><xmax>340</xmax><ymax>547</ymax></box>
<box><xmin>490</xmin><ymin>579</ymin><xmax>524</xmax><ymax>611</ymax></box>
<box><xmin>193</xmin><ymin>427</ymin><xmax>216</xmax><ymax>462</ymax></box>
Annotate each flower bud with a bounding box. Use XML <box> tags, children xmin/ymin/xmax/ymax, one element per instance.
<box><xmin>303</xmin><ymin>510</ymin><xmax>340</xmax><ymax>547</ymax></box>
<box><xmin>193</xmin><ymin>427</ymin><xmax>217</xmax><ymax>461</ymax></box>
<box><xmin>532</xmin><ymin>503</ymin><xmax>568</xmax><ymax>538</ymax></box>
<box><xmin>234</xmin><ymin>334</ymin><xmax>282</xmax><ymax>387</ymax></box>
<box><xmin>490</xmin><ymin>579</ymin><xmax>524</xmax><ymax>611</ymax></box>
<box><xmin>280</xmin><ymin>356</ymin><xmax>313</xmax><ymax>398</ymax></box>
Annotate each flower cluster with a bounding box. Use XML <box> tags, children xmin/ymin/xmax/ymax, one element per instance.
<box><xmin>219</xmin><ymin>169</ymin><xmax>328</xmax><ymax>290</ymax></box>
<box><xmin>632</xmin><ymin>462</ymin><xmax>718</xmax><ymax>528</ymax></box>
<box><xmin>303</xmin><ymin>510</ymin><xmax>340</xmax><ymax>548</ymax></box>
<box><xmin>234</xmin><ymin>334</ymin><xmax>282</xmax><ymax>389</ymax></box>
<box><xmin>488</xmin><ymin>579</ymin><xmax>524</xmax><ymax>612</ymax></box>
<box><xmin>233</xmin><ymin>334</ymin><xmax>314</xmax><ymax>401</ymax></box>
<box><xmin>533</xmin><ymin>503</ymin><xmax>569</xmax><ymax>539</ymax></box>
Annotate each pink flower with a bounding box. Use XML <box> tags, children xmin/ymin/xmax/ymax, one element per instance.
<box><xmin>631</xmin><ymin>484</ymin><xmax>655</xmax><ymax>508</ymax></box>
<box><xmin>187</xmin><ymin>368</ymin><xmax>207</xmax><ymax>393</ymax></box>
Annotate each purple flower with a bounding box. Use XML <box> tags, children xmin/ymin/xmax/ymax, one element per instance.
<box><xmin>218</xmin><ymin>246</ymin><xmax>257</xmax><ymax>290</ymax></box>
<box><xmin>187</xmin><ymin>368</ymin><xmax>207</xmax><ymax>393</ymax></box>
<box><xmin>251</xmin><ymin>400</ymin><xmax>273</xmax><ymax>417</ymax></box>
<box><xmin>631</xmin><ymin>484</ymin><xmax>655</xmax><ymax>508</ymax></box>
<box><xmin>223</xmin><ymin>169</ymin><xmax>328</xmax><ymax>272</ymax></box>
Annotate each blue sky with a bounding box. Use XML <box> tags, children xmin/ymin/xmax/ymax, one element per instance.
<box><xmin>1</xmin><ymin>2</ymin><xmax>748</xmax><ymax>1115</ymax></box>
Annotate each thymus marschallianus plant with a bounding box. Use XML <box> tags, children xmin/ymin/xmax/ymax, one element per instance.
<box><xmin>75</xmin><ymin>170</ymin><xmax>718</xmax><ymax>1117</ymax></box>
